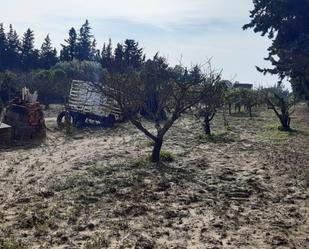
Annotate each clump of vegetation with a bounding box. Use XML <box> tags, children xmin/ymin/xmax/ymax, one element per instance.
<box><xmin>0</xmin><ymin>238</ymin><xmax>28</xmax><ymax>249</ymax></box>
<box><xmin>159</xmin><ymin>151</ymin><xmax>175</xmax><ymax>162</ymax></box>
<box><xmin>83</xmin><ymin>232</ymin><xmax>109</xmax><ymax>249</ymax></box>
<box><xmin>133</xmin><ymin>150</ymin><xmax>175</xmax><ymax>166</ymax></box>
<box><xmin>132</xmin><ymin>157</ymin><xmax>149</xmax><ymax>167</ymax></box>
<box><xmin>16</xmin><ymin>208</ymin><xmax>56</xmax><ymax>237</ymax></box>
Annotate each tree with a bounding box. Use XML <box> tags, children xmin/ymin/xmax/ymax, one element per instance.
<box><xmin>113</xmin><ymin>43</ymin><xmax>125</xmax><ymax>72</ymax></box>
<box><xmin>40</xmin><ymin>34</ymin><xmax>58</xmax><ymax>69</ymax></box>
<box><xmin>197</xmin><ymin>80</ymin><xmax>225</xmax><ymax>135</ymax></box>
<box><xmin>90</xmin><ymin>39</ymin><xmax>100</xmax><ymax>62</ymax></box>
<box><xmin>243</xmin><ymin>0</ymin><xmax>309</xmax><ymax>100</ymax></box>
<box><xmin>240</xmin><ymin>88</ymin><xmax>260</xmax><ymax>118</ymax></box>
<box><xmin>6</xmin><ymin>24</ymin><xmax>20</xmax><ymax>71</ymax></box>
<box><xmin>0</xmin><ymin>23</ymin><xmax>7</xmax><ymax>71</ymax></box>
<box><xmin>20</xmin><ymin>28</ymin><xmax>39</xmax><ymax>71</ymax></box>
<box><xmin>60</xmin><ymin>27</ymin><xmax>78</xmax><ymax>61</ymax></box>
<box><xmin>76</xmin><ymin>20</ymin><xmax>93</xmax><ymax>61</ymax></box>
<box><xmin>101</xmin><ymin>39</ymin><xmax>113</xmax><ymax>70</ymax></box>
<box><xmin>140</xmin><ymin>54</ymin><xmax>171</xmax><ymax>120</ymax></box>
<box><xmin>123</xmin><ymin>39</ymin><xmax>145</xmax><ymax>69</ymax></box>
<box><xmin>29</xmin><ymin>69</ymin><xmax>68</xmax><ymax>108</ymax></box>
<box><xmin>92</xmin><ymin>59</ymin><xmax>220</xmax><ymax>162</ymax></box>
<box><xmin>53</xmin><ymin>60</ymin><xmax>103</xmax><ymax>83</ymax></box>
<box><xmin>262</xmin><ymin>86</ymin><xmax>295</xmax><ymax>131</ymax></box>
<box><xmin>0</xmin><ymin>71</ymin><xmax>19</xmax><ymax>104</ymax></box>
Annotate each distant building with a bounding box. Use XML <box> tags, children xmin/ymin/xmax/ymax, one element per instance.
<box><xmin>233</xmin><ymin>83</ymin><xmax>253</xmax><ymax>89</ymax></box>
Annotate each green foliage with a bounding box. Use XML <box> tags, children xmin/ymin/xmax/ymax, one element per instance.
<box><xmin>225</xmin><ymin>87</ymin><xmax>261</xmax><ymax>117</ymax></box>
<box><xmin>0</xmin><ymin>71</ymin><xmax>20</xmax><ymax>104</ymax></box>
<box><xmin>60</xmin><ymin>27</ymin><xmax>77</xmax><ymax>61</ymax></box>
<box><xmin>20</xmin><ymin>28</ymin><xmax>40</xmax><ymax>71</ymax></box>
<box><xmin>28</xmin><ymin>68</ymin><xmax>69</xmax><ymax>106</ymax></box>
<box><xmin>53</xmin><ymin>60</ymin><xmax>102</xmax><ymax>82</ymax></box>
<box><xmin>6</xmin><ymin>24</ymin><xmax>20</xmax><ymax>70</ymax></box>
<box><xmin>0</xmin><ymin>23</ymin><xmax>8</xmax><ymax>71</ymax></box>
<box><xmin>76</xmin><ymin>20</ymin><xmax>94</xmax><ymax>61</ymax></box>
<box><xmin>40</xmin><ymin>34</ymin><xmax>58</xmax><ymax>69</ymax></box>
<box><xmin>244</xmin><ymin>0</ymin><xmax>309</xmax><ymax>100</ymax></box>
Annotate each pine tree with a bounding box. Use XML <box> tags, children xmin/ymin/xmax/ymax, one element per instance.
<box><xmin>6</xmin><ymin>24</ymin><xmax>20</xmax><ymax>70</ymax></box>
<box><xmin>123</xmin><ymin>39</ymin><xmax>144</xmax><ymax>69</ymax></box>
<box><xmin>76</xmin><ymin>20</ymin><xmax>93</xmax><ymax>61</ymax></box>
<box><xmin>40</xmin><ymin>34</ymin><xmax>58</xmax><ymax>69</ymax></box>
<box><xmin>20</xmin><ymin>28</ymin><xmax>39</xmax><ymax>71</ymax></box>
<box><xmin>60</xmin><ymin>27</ymin><xmax>77</xmax><ymax>61</ymax></box>
<box><xmin>90</xmin><ymin>39</ymin><xmax>100</xmax><ymax>62</ymax></box>
<box><xmin>101</xmin><ymin>39</ymin><xmax>113</xmax><ymax>70</ymax></box>
<box><xmin>0</xmin><ymin>23</ymin><xmax>8</xmax><ymax>71</ymax></box>
<box><xmin>114</xmin><ymin>43</ymin><xmax>124</xmax><ymax>72</ymax></box>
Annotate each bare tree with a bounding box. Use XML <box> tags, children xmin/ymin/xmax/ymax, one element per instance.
<box><xmin>196</xmin><ymin>80</ymin><xmax>226</xmax><ymax>135</ymax></box>
<box><xmin>91</xmin><ymin>56</ymin><xmax>220</xmax><ymax>162</ymax></box>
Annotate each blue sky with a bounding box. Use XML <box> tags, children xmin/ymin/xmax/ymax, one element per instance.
<box><xmin>1</xmin><ymin>0</ymin><xmax>282</xmax><ymax>87</ymax></box>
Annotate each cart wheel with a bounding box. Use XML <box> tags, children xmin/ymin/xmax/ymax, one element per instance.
<box><xmin>57</xmin><ymin>111</ymin><xmax>72</xmax><ymax>128</ymax></box>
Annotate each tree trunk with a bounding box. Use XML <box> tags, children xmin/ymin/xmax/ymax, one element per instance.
<box><xmin>248</xmin><ymin>106</ymin><xmax>252</xmax><ymax>117</ymax></box>
<box><xmin>279</xmin><ymin>114</ymin><xmax>291</xmax><ymax>131</ymax></box>
<box><xmin>204</xmin><ymin>116</ymin><xmax>211</xmax><ymax>135</ymax></box>
<box><xmin>151</xmin><ymin>137</ymin><xmax>163</xmax><ymax>162</ymax></box>
<box><xmin>228</xmin><ymin>104</ymin><xmax>232</xmax><ymax>114</ymax></box>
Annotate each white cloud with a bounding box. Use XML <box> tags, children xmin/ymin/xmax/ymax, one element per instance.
<box><xmin>2</xmin><ymin>0</ymin><xmax>252</xmax><ymax>28</ymax></box>
<box><xmin>1</xmin><ymin>0</ymin><xmax>283</xmax><ymax>87</ymax></box>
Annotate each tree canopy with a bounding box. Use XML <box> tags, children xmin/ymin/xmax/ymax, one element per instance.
<box><xmin>244</xmin><ymin>0</ymin><xmax>309</xmax><ymax>100</ymax></box>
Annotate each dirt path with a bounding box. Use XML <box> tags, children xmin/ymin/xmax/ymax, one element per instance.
<box><xmin>0</xmin><ymin>106</ymin><xmax>308</xmax><ymax>248</ymax></box>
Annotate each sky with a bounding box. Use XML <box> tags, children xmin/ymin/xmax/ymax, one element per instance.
<box><xmin>1</xmin><ymin>0</ymin><xmax>283</xmax><ymax>88</ymax></box>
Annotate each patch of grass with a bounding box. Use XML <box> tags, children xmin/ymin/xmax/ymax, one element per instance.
<box><xmin>259</xmin><ymin>121</ymin><xmax>301</xmax><ymax>145</ymax></box>
<box><xmin>83</xmin><ymin>232</ymin><xmax>109</xmax><ymax>249</ymax></box>
<box><xmin>17</xmin><ymin>209</ymin><xmax>56</xmax><ymax>236</ymax></box>
<box><xmin>90</xmin><ymin>163</ymin><xmax>108</xmax><ymax>176</ymax></box>
<box><xmin>132</xmin><ymin>156</ymin><xmax>149</xmax><ymax>167</ymax></box>
<box><xmin>110</xmin><ymin>219</ymin><xmax>129</xmax><ymax>231</ymax></box>
<box><xmin>33</xmin><ymin>222</ymin><xmax>49</xmax><ymax>237</ymax></box>
<box><xmin>159</xmin><ymin>151</ymin><xmax>175</xmax><ymax>162</ymax></box>
<box><xmin>197</xmin><ymin>132</ymin><xmax>233</xmax><ymax>143</ymax></box>
<box><xmin>0</xmin><ymin>238</ymin><xmax>28</xmax><ymax>249</ymax></box>
<box><xmin>48</xmin><ymin>172</ymin><xmax>94</xmax><ymax>192</ymax></box>
<box><xmin>132</xmin><ymin>151</ymin><xmax>175</xmax><ymax>166</ymax></box>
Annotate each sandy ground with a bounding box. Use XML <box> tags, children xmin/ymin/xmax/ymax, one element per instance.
<box><xmin>0</xmin><ymin>105</ymin><xmax>308</xmax><ymax>249</ymax></box>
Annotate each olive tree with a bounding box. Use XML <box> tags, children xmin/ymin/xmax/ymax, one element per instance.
<box><xmin>225</xmin><ymin>88</ymin><xmax>260</xmax><ymax>117</ymax></box>
<box><xmin>262</xmin><ymin>86</ymin><xmax>296</xmax><ymax>131</ymax></box>
<box><xmin>92</xmin><ymin>56</ymin><xmax>220</xmax><ymax>162</ymax></box>
<box><xmin>241</xmin><ymin>88</ymin><xmax>261</xmax><ymax>118</ymax></box>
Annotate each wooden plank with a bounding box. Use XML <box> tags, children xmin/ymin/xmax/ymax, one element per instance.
<box><xmin>0</xmin><ymin>123</ymin><xmax>12</xmax><ymax>145</ymax></box>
